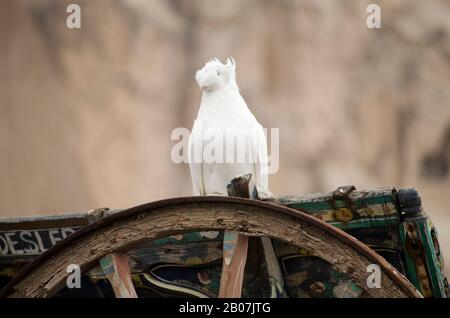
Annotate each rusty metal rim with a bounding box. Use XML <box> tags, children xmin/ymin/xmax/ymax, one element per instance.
<box><xmin>0</xmin><ymin>196</ymin><xmax>421</xmax><ymax>298</ymax></box>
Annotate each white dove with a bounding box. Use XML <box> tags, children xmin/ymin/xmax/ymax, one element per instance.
<box><xmin>188</xmin><ymin>57</ymin><xmax>269</xmax><ymax>196</ymax></box>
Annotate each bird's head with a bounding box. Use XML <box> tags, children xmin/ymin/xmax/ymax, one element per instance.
<box><xmin>195</xmin><ymin>57</ymin><xmax>236</xmax><ymax>92</ymax></box>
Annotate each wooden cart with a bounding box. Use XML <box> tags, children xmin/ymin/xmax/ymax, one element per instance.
<box><xmin>0</xmin><ymin>181</ymin><xmax>447</xmax><ymax>298</ymax></box>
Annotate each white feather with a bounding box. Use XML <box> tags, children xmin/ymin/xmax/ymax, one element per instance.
<box><xmin>189</xmin><ymin>58</ymin><xmax>269</xmax><ymax>195</ymax></box>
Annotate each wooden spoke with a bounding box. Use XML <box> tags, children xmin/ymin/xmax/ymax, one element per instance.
<box><xmin>218</xmin><ymin>174</ymin><xmax>252</xmax><ymax>298</ymax></box>
<box><xmin>99</xmin><ymin>253</ymin><xmax>137</xmax><ymax>298</ymax></box>
<box><xmin>218</xmin><ymin>231</ymin><xmax>248</xmax><ymax>298</ymax></box>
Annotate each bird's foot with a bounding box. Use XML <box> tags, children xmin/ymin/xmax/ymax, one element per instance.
<box><xmin>254</xmin><ymin>187</ymin><xmax>275</xmax><ymax>201</ymax></box>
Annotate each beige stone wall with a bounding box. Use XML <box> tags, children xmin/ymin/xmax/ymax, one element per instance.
<box><xmin>1</xmin><ymin>0</ymin><xmax>449</xmax><ymax>271</ymax></box>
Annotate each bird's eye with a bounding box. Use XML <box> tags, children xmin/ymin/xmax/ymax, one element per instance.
<box><xmin>216</xmin><ymin>71</ymin><xmax>221</xmax><ymax>76</ymax></box>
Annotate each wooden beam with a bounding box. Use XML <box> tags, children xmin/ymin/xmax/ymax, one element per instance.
<box><xmin>219</xmin><ymin>174</ymin><xmax>252</xmax><ymax>298</ymax></box>
<box><xmin>261</xmin><ymin>236</ymin><xmax>286</xmax><ymax>297</ymax></box>
<box><xmin>99</xmin><ymin>253</ymin><xmax>138</xmax><ymax>298</ymax></box>
<box><xmin>218</xmin><ymin>231</ymin><xmax>248</xmax><ymax>297</ymax></box>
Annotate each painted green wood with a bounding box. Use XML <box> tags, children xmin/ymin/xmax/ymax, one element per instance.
<box><xmin>399</xmin><ymin>217</ymin><xmax>447</xmax><ymax>298</ymax></box>
<box><xmin>418</xmin><ymin>220</ymin><xmax>446</xmax><ymax>297</ymax></box>
<box><xmin>328</xmin><ymin>216</ymin><xmax>398</xmax><ymax>230</ymax></box>
<box><xmin>276</xmin><ymin>187</ymin><xmax>400</xmax><ymax>230</ymax></box>
<box><xmin>283</xmin><ymin>196</ymin><xmax>394</xmax><ymax>211</ymax></box>
<box><xmin>399</xmin><ymin>223</ymin><xmax>421</xmax><ymax>292</ymax></box>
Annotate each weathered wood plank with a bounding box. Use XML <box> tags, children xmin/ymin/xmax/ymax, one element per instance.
<box><xmin>218</xmin><ymin>231</ymin><xmax>248</xmax><ymax>298</ymax></box>
<box><xmin>218</xmin><ymin>174</ymin><xmax>253</xmax><ymax>298</ymax></box>
<box><xmin>99</xmin><ymin>253</ymin><xmax>137</xmax><ymax>298</ymax></box>
<box><xmin>261</xmin><ymin>236</ymin><xmax>286</xmax><ymax>297</ymax></box>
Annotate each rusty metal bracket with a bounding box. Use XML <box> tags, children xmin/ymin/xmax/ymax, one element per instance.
<box><xmin>332</xmin><ymin>185</ymin><xmax>356</xmax><ymax>199</ymax></box>
<box><xmin>87</xmin><ymin>207</ymin><xmax>110</xmax><ymax>223</ymax></box>
<box><xmin>331</xmin><ymin>185</ymin><xmax>357</xmax><ymax>222</ymax></box>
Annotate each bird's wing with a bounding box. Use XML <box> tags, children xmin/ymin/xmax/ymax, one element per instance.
<box><xmin>250</xmin><ymin>124</ymin><xmax>269</xmax><ymax>190</ymax></box>
<box><xmin>188</xmin><ymin>119</ymin><xmax>205</xmax><ymax>196</ymax></box>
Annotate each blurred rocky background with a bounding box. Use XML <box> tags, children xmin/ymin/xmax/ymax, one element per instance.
<box><xmin>1</xmin><ymin>0</ymin><xmax>449</xmax><ymax>270</ymax></box>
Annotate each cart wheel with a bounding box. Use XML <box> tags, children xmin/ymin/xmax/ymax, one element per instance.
<box><xmin>0</xmin><ymin>197</ymin><xmax>421</xmax><ymax>298</ymax></box>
